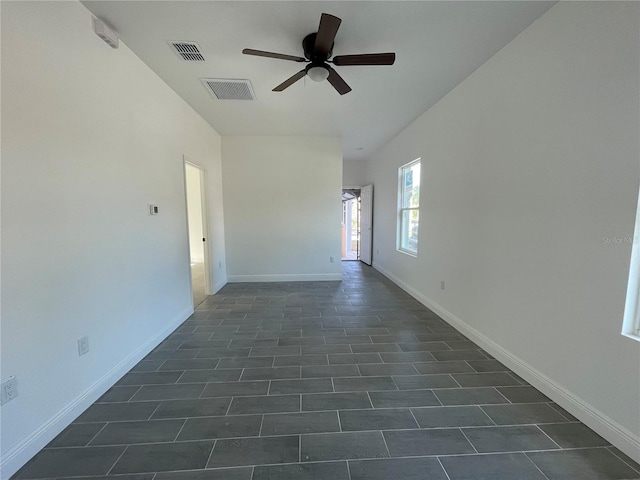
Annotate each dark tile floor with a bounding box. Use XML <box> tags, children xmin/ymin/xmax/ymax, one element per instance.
<box><xmin>13</xmin><ymin>262</ymin><xmax>640</xmax><ymax>479</ymax></box>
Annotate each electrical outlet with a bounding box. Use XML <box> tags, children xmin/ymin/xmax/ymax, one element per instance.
<box><xmin>218</xmin><ymin>261</ymin><xmax>222</xmax><ymax>269</ymax></box>
<box><xmin>1</xmin><ymin>376</ymin><xmax>18</xmax><ymax>405</ymax></box>
<box><xmin>330</xmin><ymin>256</ymin><xmax>335</xmax><ymax>263</ymax></box>
<box><xmin>78</xmin><ymin>336</ymin><xmax>89</xmax><ymax>356</ymax></box>
<box><xmin>441</xmin><ymin>280</ymin><xmax>446</xmax><ymax>290</ymax></box>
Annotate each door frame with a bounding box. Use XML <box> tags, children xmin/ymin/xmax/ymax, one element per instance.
<box><xmin>342</xmin><ymin>187</ymin><xmax>361</xmax><ymax>261</ymax></box>
<box><xmin>183</xmin><ymin>156</ymin><xmax>212</xmax><ymax>301</ymax></box>
<box><xmin>360</xmin><ymin>184</ymin><xmax>373</xmax><ymax>266</ymax></box>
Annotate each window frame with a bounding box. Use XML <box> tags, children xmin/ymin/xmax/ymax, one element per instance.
<box><xmin>397</xmin><ymin>158</ymin><xmax>421</xmax><ymax>257</ymax></box>
<box><xmin>622</xmin><ymin>190</ymin><xmax>640</xmax><ymax>341</ymax></box>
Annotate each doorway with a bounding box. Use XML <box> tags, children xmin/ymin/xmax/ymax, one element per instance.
<box><xmin>184</xmin><ymin>161</ymin><xmax>210</xmax><ymax>307</ymax></box>
<box><xmin>342</xmin><ymin>189</ymin><xmax>360</xmax><ymax>261</ymax></box>
<box><xmin>359</xmin><ymin>184</ymin><xmax>373</xmax><ymax>265</ymax></box>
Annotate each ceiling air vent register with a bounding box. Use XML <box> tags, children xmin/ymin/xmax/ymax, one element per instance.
<box><xmin>169</xmin><ymin>41</ymin><xmax>205</xmax><ymax>61</ymax></box>
<box><xmin>202</xmin><ymin>79</ymin><xmax>255</xmax><ymax>101</ymax></box>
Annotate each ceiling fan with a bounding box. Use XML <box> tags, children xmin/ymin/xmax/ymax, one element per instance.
<box><xmin>243</xmin><ymin>13</ymin><xmax>396</xmax><ymax>95</ymax></box>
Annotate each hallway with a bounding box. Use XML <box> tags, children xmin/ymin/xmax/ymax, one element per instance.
<box><xmin>191</xmin><ymin>262</ymin><xmax>207</xmax><ymax>308</ymax></box>
<box><xmin>13</xmin><ymin>263</ymin><xmax>640</xmax><ymax>479</ymax></box>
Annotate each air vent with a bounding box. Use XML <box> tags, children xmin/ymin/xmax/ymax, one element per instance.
<box><xmin>201</xmin><ymin>78</ymin><xmax>255</xmax><ymax>101</ymax></box>
<box><xmin>169</xmin><ymin>41</ymin><xmax>205</xmax><ymax>61</ymax></box>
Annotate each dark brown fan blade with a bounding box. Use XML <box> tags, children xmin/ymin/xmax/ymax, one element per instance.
<box><xmin>332</xmin><ymin>53</ymin><xmax>396</xmax><ymax>66</ymax></box>
<box><xmin>273</xmin><ymin>69</ymin><xmax>307</xmax><ymax>91</ymax></box>
<box><xmin>314</xmin><ymin>13</ymin><xmax>341</xmax><ymax>58</ymax></box>
<box><xmin>243</xmin><ymin>48</ymin><xmax>307</xmax><ymax>63</ymax></box>
<box><xmin>326</xmin><ymin>65</ymin><xmax>351</xmax><ymax>95</ymax></box>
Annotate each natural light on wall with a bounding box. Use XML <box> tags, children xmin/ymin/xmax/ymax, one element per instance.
<box><xmin>398</xmin><ymin>159</ymin><xmax>421</xmax><ymax>256</ymax></box>
<box><xmin>622</xmin><ymin>189</ymin><xmax>640</xmax><ymax>341</ymax></box>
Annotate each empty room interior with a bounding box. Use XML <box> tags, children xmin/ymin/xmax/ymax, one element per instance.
<box><xmin>2</xmin><ymin>1</ymin><xmax>640</xmax><ymax>479</ymax></box>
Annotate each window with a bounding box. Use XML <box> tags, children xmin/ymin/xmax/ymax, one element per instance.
<box><xmin>398</xmin><ymin>159</ymin><xmax>421</xmax><ymax>256</ymax></box>
<box><xmin>622</xmin><ymin>191</ymin><xmax>640</xmax><ymax>341</ymax></box>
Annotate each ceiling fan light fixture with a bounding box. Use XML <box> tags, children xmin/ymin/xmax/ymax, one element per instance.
<box><xmin>307</xmin><ymin>65</ymin><xmax>330</xmax><ymax>82</ymax></box>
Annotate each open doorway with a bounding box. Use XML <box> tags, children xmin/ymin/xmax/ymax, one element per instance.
<box><xmin>184</xmin><ymin>161</ymin><xmax>210</xmax><ymax>307</ymax></box>
<box><xmin>342</xmin><ymin>189</ymin><xmax>360</xmax><ymax>261</ymax></box>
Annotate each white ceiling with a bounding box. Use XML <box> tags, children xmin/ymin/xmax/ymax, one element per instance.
<box><xmin>81</xmin><ymin>1</ymin><xmax>554</xmax><ymax>161</ymax></box>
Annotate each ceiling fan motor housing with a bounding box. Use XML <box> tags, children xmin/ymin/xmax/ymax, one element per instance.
<box><xmin>303</xmin><ymin>33</ymin><xmax>332</xmax><ymax>62</ymax></box>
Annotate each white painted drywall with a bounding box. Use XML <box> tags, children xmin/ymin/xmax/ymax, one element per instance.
<box><xmin>185</xmin><ymin>164</ymin><xmax>205</xmax><ymax>263</ymax></box>
<box><xmin>0</xmin><ymin>2</ymin><xmax>226</xmax><ymax>477</ymax></box>
<box><xmin>365</xmin><ymin>2</ymin><xmax>640</xmax><ymax>460</ymax></box>
<box><xmin>222</xmin><ymin>136</ymin><xmax>342</xmax><ymax>281</ymax></box>
<box><xmin>343</xmin><ymin>160</ymin><xmax>366</xmax><ymax>187</ymax></box>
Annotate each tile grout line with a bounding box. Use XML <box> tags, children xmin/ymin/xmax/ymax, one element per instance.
<box><xmin>534</xmin><ymin>424</ymin><xmax>564</xmax><ymax>450</ymax></box>
<box><xmin>458</xmin><ymin>427</ymin><xmax>480</xmax><ymax>454</ymax></box>
<box><xmin>335</xmin><ymin>407</ymin><xmax>344</xmax><ymax>433</ymax></box>
<box><xmin>84</xmin><ymin>422</ymin><xmax>109</xmax><ymax>447</ymax></box>
<box><xmin>389</xmin><ymin>375</ymin><xmax>400</xmax><ymax>391</ymax></box>
<box><xmin>408</xmin><ymin>408</ymin><xmax>421</xmax><ymax>428</ymax></box>
<box><xmin>447</xmin><ymin>373</ymin><xmax>465</xmax><ymax>388</ymax></box>
<box><xmin>365</xmin><ymin>391</ymin><xmax>375</xmax><ymax>409</ymax></box>
<box><xmin>493</xmin><ymin>387</ymin><xmax>513</xmax><ymax>404</ymax></box>
<box><xmin>607</xmin><ymin>447</ymin><xmax>640</xmax><ymax>475</ymax></box>
<box><xmin>59</xmin><ymin>415</ymin><xmax>606</xmax><ymax>440</ymax></box>
<box><xmin>43</xmin><ymin>437</ymin><xmax>606</xmax><ymax>453</ymax></box>
<box><xmin>379</xmin><ymin>429</ymin><xmax>393</xmax><ymax>458</ymax></box>
<box><xmin>545</xmin><ymin>402</ymin><xmax>573</xmax><ymax>422</ymax></box>
<box><xmin>224</xmin><ymin>397</ymin><xmax>234</xmax><ymax>416</ymax></box>
<box><xmin>204</xmin><ymin>438</ymin><xmax>217</xmax><ymax>469</ymax></box>
<box><xmin>147</xmin><ymin>401</ymin><xmax>163</xmax><ymax>420</ymax></box>
<box><xmin>171</xmin><ymin>418</ymin><xmax>189</xmax><ymax>442</ymax></box>
<box><xmin>524</xmin><ymin>451</ymin><xmax>552</xmax><ymax>480</ymax></box>
<box><xmin>476</xmin><ymin>405</ymin><xmax>497</xmax><ymax>426</ymax></box>
<box><xmin>436</xmin><ymin>456</ymin><xmax>454</xmax><ymax>480</ymax></box>
<box><xmin>105</xmin><ymin>444</ymin><xmax>129</xmax><ymax>476</ymax></box>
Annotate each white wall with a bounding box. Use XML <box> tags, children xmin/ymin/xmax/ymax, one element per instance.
<box><xmin>343</xmin><ymin>160</ymin><xmax>366</xmax><ymax>187</ymax></box>
<box><xmin>222</xmin><ymin>136</ymin><xmax>342</xmax><ymax>281</ymax></box>
<box><xmin>365</xmin><ymin>2</ymin><xmax>640</xmax><ymax>461</ymax></box>
<box><xmin>185</xmin><ymin>164</ymin><xmax>205</xmax><ymax>263</ymax></box>
<box><xmin>0</xmin><ymin>2</ymin><xmax>226</xmax><ymax>477</ymax></box>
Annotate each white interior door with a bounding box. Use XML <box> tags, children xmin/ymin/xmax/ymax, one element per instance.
<box><xmin>360</xmin><ymin>184</ymin><xmax>373</xmax><ymax>265</ymax></box>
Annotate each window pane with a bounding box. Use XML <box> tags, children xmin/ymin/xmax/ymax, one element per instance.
<box><xmin>402</xmin><ymin>162</ymin><xmax>421</xmax><ymax>208</ymax></box>
<box><xmin>400</xmin><ymin>209</ymin><xmax>419</xmax><ymax>254</ymax></box>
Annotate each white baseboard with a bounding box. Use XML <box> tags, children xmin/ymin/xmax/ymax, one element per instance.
<box><xmin>228</xmin><ymin>273</ymin><xmax>343</xmax><ymax>282</ymax></box>
<box><xmin>0</xmin><ymin>305</ymin><xmax>194</xmax><ymax>480</ymax></box>
<box><xmin>373</xmin><ymin>262</ymin><xmax>640</xmax><ymax>464</ymax></box>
